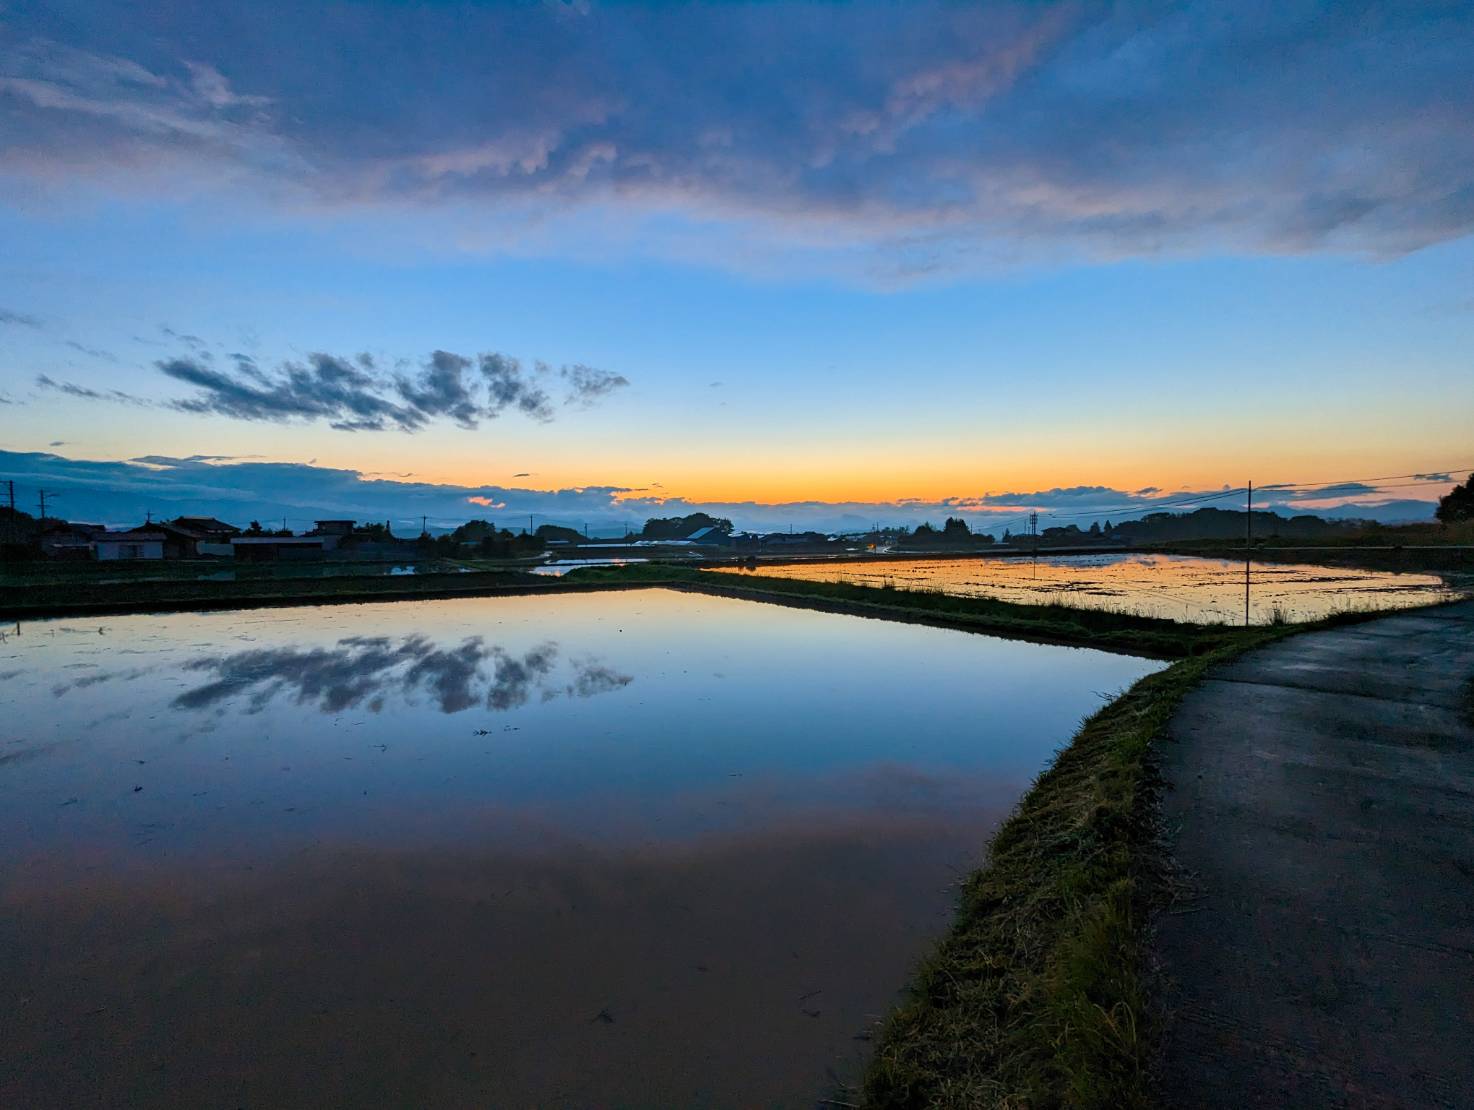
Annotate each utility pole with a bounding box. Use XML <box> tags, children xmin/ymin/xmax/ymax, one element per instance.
<box><xmin>1244</xmin><ymin>480</ymin><xmax>1253</xmax><ymax>627</ymax></box>
<box><xmin>1029</xmin><ymin>510</ymin><xmax>1040</xmax><ymax>578</ymax></box>
<box><xmin>38</xmin><ymin>488</ymin><xmax>52</xmax><ymax>525</ymax></box>
<box><xmin>422</xmin><ymin>514</ymin><xmax>428</xmax><ymax>536</ymax></box>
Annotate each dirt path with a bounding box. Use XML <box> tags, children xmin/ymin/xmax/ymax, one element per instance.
<box><xmin>1155</xmin><ymin>602</ymin><xmax>1474</xmax><ymax>1108</ymax></box>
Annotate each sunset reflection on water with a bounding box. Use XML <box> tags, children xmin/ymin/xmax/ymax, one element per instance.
<box><xmin>710</xmin><ymin>553</ymin><xmax>1464</xmax><ymax>624</ymax></box>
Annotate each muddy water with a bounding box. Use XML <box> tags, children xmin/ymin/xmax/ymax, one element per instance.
<box><xmin>0</xmin><ymin>590</ymin><xmax>1158</xmax><ymax>1107</ymax></box>
<box><xmin>710</xmin><ymin>552</ymin><xmax>1464</xmax><ymax>624</ymax></box>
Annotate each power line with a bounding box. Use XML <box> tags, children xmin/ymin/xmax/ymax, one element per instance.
<box><xmin>1259</xmin><ymin>466</ymin><xmax>1474</xmax><ymax>491</ymax></box>
<box><xmin>1262</xmin><ymin>479</ymin><xmax>1465</xmax><ymax>495</ymax></box>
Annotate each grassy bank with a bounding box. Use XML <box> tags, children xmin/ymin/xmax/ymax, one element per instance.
<box><xmin>860</xmin><ymin>630</ymin><xmax>1289</xmax><ymax>1109</ymax></box>
<box><xmin>0</xmin><ymin>568</ymin><xmax>566</xmax><ymax>618</ymax></box>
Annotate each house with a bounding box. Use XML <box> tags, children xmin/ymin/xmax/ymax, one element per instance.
<box><xmin>160</xmin><ymin>516</ymin><xmax>241</xmax><ymax>558</ymax></box>
<box><xmin>168</xmin><ymin>516</ymin><xmax>241</xmax><ymax>540</ymax></box>
<box><xmin>301</xmin><ymin>520</ymin><xmax>357</xmax><ymax>551</ymax></box>
<box><xmin>92</xmin><ymin>530</ymin><xmax>166</xmax><ymax>561</ymax></box>
<box><xmin>39</xmin><ymin>522</ymin><xmax>106</xmax><ymax>559</ymax></box>
<box><xmin>230</xmin><ymin>535</ymin><xmax>329</xmax><ymax>562</ymax></box>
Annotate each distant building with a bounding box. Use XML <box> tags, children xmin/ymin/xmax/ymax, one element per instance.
<box><xmin>230</xmin><ymin>535</ymin><xmax>329</xmax><ymax>561</ymax></box>
<box><xmin>685</xmin><ymin>525</ymin><xmax>731</xmax><ymax>545</ymax></box>
<box><xmin>39</xmin><ymin>522</ymin><xmax>106</xmax><ymax>559</ymax></box>
<box><xmin>93</xmin><ymin>531</ymin><xmax>165</xmax><ymax>561</ymax></box>
<box><xmin>311</xmin><ymin>520</ymin><xmax>356</xmax><ymax>537</ymax></box>
<box><xmin>168</xmin><ymin>516</ymin><xmax>241</xmax><ymax>539</ymax></box>
<box><xmin>159</xmin><ymin>516</ymin><xmax>242</xmax><ymax>558</ymax></box>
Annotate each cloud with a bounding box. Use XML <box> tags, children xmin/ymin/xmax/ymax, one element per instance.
<box><xmin>1</xmin><ymin>308</ymin><xmax>43</xmax><ymax>328</ymax></box>
<box><xmin>160</xmin><ymin>326</ymin><xmax>208</xmax><ymax>350</ymax></box>
<box><xmin>35</xmin><ymin>374</ymin><xmax>152</xmax><ymax>406</ymax></box>
<box><xmin>147</xmin><ymin>344</ymin><xmax>624</xmax><ymax>431</ymax></box>
<box><xmin>478</xmin><ymin>353</ymin><xmax>554</xmax><ymax>421</ymax></box>
<box><xmin>161</xmin><ymin>353</ymin><xmax>418</xmax><ymax>431</ymax></box>
<box><xmin>0</xmin><ymin>448</ymin><xmax>1444</xmax><ymax>535</ymax></box>
<box><xmin>1</xmin><ymin>4</ymin><xmax>1471</xmax><ymax>276</ymax></box>
<box><xmin>562</xmin><ymin>363</ymin><xmax>630</xmax><ymax>406</ymax></box>
<box><xmin>64</xmin><ymin>340</ymin><xmax>118</xmax><ymax>362</ymax></box>
<box><xmin>395</xmin><ymin>350</ymin><xmax>481</xmax><ymax>428</ymax></box>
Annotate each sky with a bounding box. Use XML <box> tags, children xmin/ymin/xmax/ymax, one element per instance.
<box><xmin>1</xmin><ymin>1</ymin><xmax>1472</xmax><ymax>531</ymax></box>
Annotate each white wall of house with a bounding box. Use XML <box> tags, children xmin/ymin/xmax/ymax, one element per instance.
<box><xmin>94</xmin><ymin>540</ymin><xmax>164</xmax><ymax>560</ymax></box>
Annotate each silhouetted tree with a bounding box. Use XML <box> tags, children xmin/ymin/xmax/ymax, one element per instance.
<box><xmin>535</xmin><ymin>523</ymin><xmax>584</xmax><ymax>543</ymax></box>
<box><xmin>1436</xmin><ymin>474</ymin><xmax>1474</xmax><ymax>524</ymax></box>
<box><xmin>450</xmin><ymin>519</ymin><xmax>498</xmax><ymax>543</ymax></box>
<box><xmin>640</xmin><ymin>513</ymin><xmax>733</xmax><ymax>540</ymax></box>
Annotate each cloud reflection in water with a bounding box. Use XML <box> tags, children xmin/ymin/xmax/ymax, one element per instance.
<box><xmin>172</xmin><ymin>635</ymin><xmax>631</xmax><ymax>715</ymax></box>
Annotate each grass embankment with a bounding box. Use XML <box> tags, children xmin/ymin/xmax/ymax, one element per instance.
<box><xmin>0</xmin><ymin>568</ymin><xmax>558</xmax><ymax>618</ymax></box>
<box><xmin>861</xmin><ymin>629</ymin><xmax>1293</xmax><ymax>1109</ymax></box>
<box><xmin>567</xmin><ymin>564</ymin><xmax>1249</xmax><ymax>659</ymax></box>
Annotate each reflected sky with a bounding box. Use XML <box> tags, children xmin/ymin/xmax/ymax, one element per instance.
<box><xmin>711</xmin><ymin>553</ymin><xmax>1467</xmax><ymax>625</ymax></box>
<box><xmin>0</xmin><ymin>590</ymin><xmax>1158</xmax><ymax>1106</ymax></box>
<box><xmin>170</xmin><ymin>635</ymin><xmax>630</xmax><ymax>715</ymax></box>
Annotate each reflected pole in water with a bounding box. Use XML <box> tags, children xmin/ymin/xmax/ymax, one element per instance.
<box><xmin>1245</xmin><ymin>480</ymin><xmax>1253</xmax><ymax>627</ymax></box>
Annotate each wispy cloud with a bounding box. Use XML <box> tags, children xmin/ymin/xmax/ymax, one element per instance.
<box><xmin>1</xmin><ymin>308</ymin><xmax>43</xmax><ymax>328</ymax></box>
<box><xmin>35</xmin><ymin>374</ymin><xmax>152</xmax><ymax>406</ymax></box>
<box><xmin>2</xmin><ymin>4</ymin><xmax>1471</xmax><ymax>275</ymax></box>
<box><xmin>64</xmin><ymin>340</ymin><xmax>118</xmax><ymax>362</ymax></box>
<box><xmin>563</xmin><ymin>364</ymin><xmax>630</xmax><ymax>406</ymax></box>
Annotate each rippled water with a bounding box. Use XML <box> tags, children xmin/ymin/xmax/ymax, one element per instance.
<box><xmin>709</xmin><ymin>552</ymin><xmax>1463</xmax><ymax>624</ymax></box>
<box><xmin>0</xmin><ymin>590</ymin><xmax>1158</xmax><ymax>1107</ymax></box>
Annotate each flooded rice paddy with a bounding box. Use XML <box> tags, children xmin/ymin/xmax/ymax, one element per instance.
<box><xmin>710</xmin><ymin>552</ymin><xmax>1464</xmax><ymax>624</ymax></box>
<box><xmin>0</xmin><ymin>590</ymin><xmax>1158</xmax><ymax>1107</ymax></box>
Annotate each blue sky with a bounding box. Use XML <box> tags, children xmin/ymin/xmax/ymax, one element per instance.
<box><xmin>1</xmin><ymin>1</ymin><xmax>1471</xmax><ymax>529</ymax></box>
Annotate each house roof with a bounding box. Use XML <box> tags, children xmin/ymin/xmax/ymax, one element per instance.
<box><xmin>94</xmin><ymin>532</ymin><xmax>165</xmax><ymax>543</ymax></box>
<box><xmin>230</xmin><ymin>535</ymin><xmax>326</xmax><ymax>545</ymax></box>
<box><xmin>170</xmin><ymin>516</ymin><xmax>240</xmax><ymax>533</ymax></box>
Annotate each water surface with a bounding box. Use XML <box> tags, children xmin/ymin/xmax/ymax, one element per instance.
<box><xmin>0</xmin><ymin>590</ymin><xmax>1157</xmax><ymax>1107</ymax></box>
<box><xmin>710</xmin><ymin>552</ymin><xmax>1462</xmax><ymax>624</ymax></box>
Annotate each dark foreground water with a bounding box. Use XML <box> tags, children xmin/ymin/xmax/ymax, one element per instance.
<box><xmin>0</xmin><ymin>591</ymin><xmax>1158</xmax><ymax>1108</ymax></box>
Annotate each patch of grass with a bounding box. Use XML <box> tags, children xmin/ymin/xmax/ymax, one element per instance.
<box><xmin>860</xmin><ymin>631</ymin><xmax>1293</xmax><ymax>1109</ymax></box>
